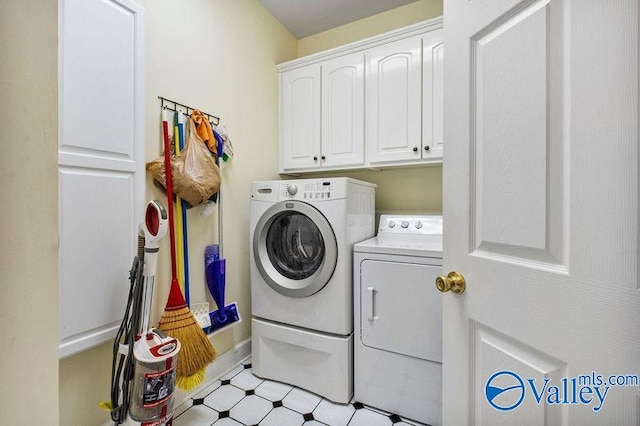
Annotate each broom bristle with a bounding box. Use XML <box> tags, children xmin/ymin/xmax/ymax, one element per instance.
<box><xmin>175</xmin><ymin>368</ymin><xmax>206</xmax><ymax>391</ymax></box>
<box><xmin>158</xmin><ymin>306</ymin><xmax>216</xmax><ymax>378</ymax></box>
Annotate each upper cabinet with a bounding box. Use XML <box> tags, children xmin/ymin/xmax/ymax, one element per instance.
<box><xmin>280</xmin><ymin>64</ymin><xmax>321</xmax><ymax>171</ymax></box>
<box><xmin>278</xmin><ymin>17</ymin><xmax>443</xmax><ymax>174</ymax></box>
<box><xmin>422</xmin><ymin>30</ymin><xmax>444</xmax><ymax>162</ymax></box>
<box><xmin>367</xmin><ymin>36</ymin><xmax>423</xmax><ymax>165</ymax></box>
<box><xmin>321</xmin><ymin>53</ymin><xmax>365</xmax><ymax>169</ymax></box>
<box><xmin>280</xmin><ymin>53</ymin><xmax>365</xmax><ymax>172</ymax></box>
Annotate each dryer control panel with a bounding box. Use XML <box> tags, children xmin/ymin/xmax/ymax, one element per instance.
<box><xmin>378</xmin><ymin>215</ymin><xmax>443</xmax><ymax>236</ymax></box>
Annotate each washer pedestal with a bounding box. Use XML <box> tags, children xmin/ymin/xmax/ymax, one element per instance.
<box><xmin>252</xmin><ymin>318</ymin><xmax>353</xmax><ymax>403</ymax></box>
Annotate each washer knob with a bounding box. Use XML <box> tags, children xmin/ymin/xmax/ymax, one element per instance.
<box><xmin>287</xmin><ymin>184</ymin><xmax>298</xmax><ymax>195</ymax></box>
<box><xmin>388</xmin><ymin>220</ymin><xmax>396</xmax><ymax>228</ymax></box>
<box><xmin>415</xmin><ymin>221</ymin><xmax>423</xmax><ymax>229</ymax></box>
<box><xmin>401</xmin><ymin>221</ymin><xmax>409</xmax><ymax>228</ymax></box>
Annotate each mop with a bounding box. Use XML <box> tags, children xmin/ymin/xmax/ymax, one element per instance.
<box><xmin>205</xmin><ymin>133</ymin><xmax>241</xmax><ymax>334</ymax></box>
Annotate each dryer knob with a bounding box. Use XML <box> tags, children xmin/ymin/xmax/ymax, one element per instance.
<box><xmin>401</xmin><ymin>221</ymin><xmax>409</xmax><ymax>228</ymax></box>
<box><xmin>415</xmin><ymin>221</ymin><xmax>423</xmax><ymax>229</ymax></box>
<box><xmin>287</xmin><ymin>184</ymin><xmax>298</xmax><ymax>195</ymax></box>
<box><xmin>388</xmin><ymin>220</ymin><xmax>396</xmax><ymax>228</ymax></box>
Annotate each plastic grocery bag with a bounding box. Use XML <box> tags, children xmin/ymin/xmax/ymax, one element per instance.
<box><xmin>147</xmin><ymin>118</ymin><xmax>221</xmax><ymax>207</ymax></box>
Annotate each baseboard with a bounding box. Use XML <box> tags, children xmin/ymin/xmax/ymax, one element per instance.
<box><xmin>105</xmin><ymin>337</ymin><xmax>251</xmax><ymax>426</ymax></box>
<box><xmin>175</xmin><ymin>336</ymin><xmax>252</xmax><ymax>402</ymax></box>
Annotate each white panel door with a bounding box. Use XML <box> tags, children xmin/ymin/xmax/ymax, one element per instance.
<box><xmin>367</xmin><ymin>36</ymin><xmax>422</xmax><ymax>165</ymax></box>
<box><xmin>59</xmin><ymin>0</ymin><xmax>144</xmax><ymax>357</ymax></box>
<box><xmin>422</xmin><ymin>29</ymin><xmax>444</xmax><ymax>162</ymax></box>
<box><xmin>444</xmin><ymin>1</ymin><xmax>640</xmax><ymax>425</ymax></box>
<box><xmin>321</xmin><ymin>53</ymin><xmax>365</xmax><ymax>169</ymax></box>
<box><xmin>280</xmin><ymin>64</ymin><xmax>321</xmax><ymax>171</ymax></box>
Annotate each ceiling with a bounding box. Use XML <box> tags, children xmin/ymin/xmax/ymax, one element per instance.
<box><xmin>258</xmin><ymin>0</ymin><xmax>420</xmax><ymax>38</ymax></box>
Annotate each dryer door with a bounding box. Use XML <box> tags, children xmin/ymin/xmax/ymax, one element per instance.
<box><xmin>360</xmin><ymin>259</ymin><xmax>442</xmax><ymax>363</ymax></box>
<box><xmin>253</xmin><ymin>200</ymin><xmax>338</xmax><ymax>298</ymax></box>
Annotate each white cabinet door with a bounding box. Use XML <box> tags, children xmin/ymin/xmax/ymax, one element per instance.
<box><xmin>367</xmin><ymin>36</ymin><xmax>423</xmax><ymax>165</ymax></box>
<box><xmin>443</xmin><ymin>1</ymin><xmax>640</xmax><ymax>424</ymax></box>
<box><xmin>321</xmin><ymin>53</ymin><xmax>365</xmax><ymax>169</ymax></box>
<box><xmin>280</xmin><ymin>64</ymin><xmax>321</xmax><ymax>172</ymax></box>
<box><xmin>59</xmin><ymin>0</ymin><xmax>144</xmax><ymax>357</ymax></box>
<box><xmin>422</xmin><ymin>30</ymin><xmax>444</xmax><ymax>162</ymax></box>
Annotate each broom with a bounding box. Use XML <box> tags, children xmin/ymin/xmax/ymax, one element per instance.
<box><xmin>158</xmin><ymin>108</ymin><xmax>216</xmax><ymax>390</ymax></box>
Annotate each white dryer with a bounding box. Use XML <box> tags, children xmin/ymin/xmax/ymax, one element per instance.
<box><xmin>250</xmin><ymin>178</ymin><xmax>375</xmax><ymax>403</ymax></box>
<box><xmin>354</xmin><ymin>215</ymin><xmax>443</xmax><ymax>425</ymax></box>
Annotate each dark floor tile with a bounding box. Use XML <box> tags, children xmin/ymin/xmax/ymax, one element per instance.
<box><xmin>389</xmin><ymin>413</ymin><xmax>402</xmax><ymax>423</ymax></box>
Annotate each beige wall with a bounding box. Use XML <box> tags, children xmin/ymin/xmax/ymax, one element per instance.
<box><xmin>298</xmin><ymin>0</ymin><xmax>443</xmax><ymax>57</ymax></box>
<box><xmin>0</xmin><ymin>0</ymin><xmax>59</xmax><ymax>424</ymax></box>
<box><xmin>296</xmin><ymin>0</ymin><xmax>444</xmax><ymax>217</ymax></box>
<box><xmin>58</xmin><ymin>0</ymin><xmax>297</xmax><ymax>424</ymax></box>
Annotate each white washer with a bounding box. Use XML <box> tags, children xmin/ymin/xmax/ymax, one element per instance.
<box><xmin>250</xmin><ymin>178</ymin><xmax>375</xmax><ymax>403</ymax></box>
<box><xmin>354</xmin><ymin>215</ymin><xmax>443</xmax><ymax>425</ymax></box>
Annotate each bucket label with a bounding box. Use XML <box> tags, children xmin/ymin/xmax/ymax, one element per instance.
<box><xmin>141</xmin><ymin>412</ymin><xmax>173</xmax><ymax>426</ymax></box>
<box><xmin>143</xmin><ymin>365</ymin><xmax>176</xmax><ymax>408</ymax></box>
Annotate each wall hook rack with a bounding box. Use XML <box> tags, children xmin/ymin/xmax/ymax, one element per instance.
<box><xmin>159</xmin><ymin>96</ymin><xmax>220</xmax><ymax>126</ymax></box>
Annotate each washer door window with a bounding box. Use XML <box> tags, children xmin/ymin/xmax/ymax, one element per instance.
<box><xmin>254</xmin><ymin>201</ymin><xmax>338</xmax><ymax>298</ymax></box>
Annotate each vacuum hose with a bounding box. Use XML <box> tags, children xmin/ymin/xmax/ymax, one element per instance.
<box><xmin>109</xmin><ymin>232</ymin><xmax>145</xmax><ymax>424</ymax></box>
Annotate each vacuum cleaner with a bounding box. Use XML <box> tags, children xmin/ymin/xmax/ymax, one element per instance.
<box><xmin>108</xmin><ymin>200</ymin><xmax>181</xmax><ymax>426</ymax></box>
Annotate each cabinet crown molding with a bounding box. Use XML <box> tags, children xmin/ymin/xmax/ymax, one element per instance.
<box><xmin>278</xmin><ymin>16</ymin><xmax>443</xmax><ymax>72</ymax></box>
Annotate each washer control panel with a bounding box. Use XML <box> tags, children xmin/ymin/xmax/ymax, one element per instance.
<box><xmin>280</xmin><ymin>181</ymin><xmax>333</xmax><ymax>200</ymax></box>
<box><xmin>378</xmin><ymin>215</ymin><xmax>443</xmax><ymax>236</ymax></box>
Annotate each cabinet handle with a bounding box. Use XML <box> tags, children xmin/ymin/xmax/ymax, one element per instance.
<box><xmin>321</xmin><ymin>155</ymin><xmax>326</xmax><ymax>160</ymax></box>
<box><xmin>413</xmin><ymin>147</ymin><xmax>418</xmax><ymax>152</ymax></box>
<box><xmin>424</xmin><ymin>145</ymin><xmax>430</xmax><ymax>152</ymax></box>
<box><xmin>313</xmin><ymin>156</ymin><xmax>318</xmax><ymax>161</ymax></box>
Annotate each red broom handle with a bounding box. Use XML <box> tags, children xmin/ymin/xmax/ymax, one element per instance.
<box><xmin>162</xmin><ymin>118</ymin><xmax>178</xmax><ymax>281</ymax></box>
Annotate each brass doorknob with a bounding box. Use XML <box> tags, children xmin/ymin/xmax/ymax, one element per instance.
<box><xmin>436</xmin><ymin>271</ymin><xmax>466</xmax><ymax>294</ymax></box>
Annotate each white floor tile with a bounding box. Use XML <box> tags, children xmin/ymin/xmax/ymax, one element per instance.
<box><xmin>192</xmin><ymin>380</ymin><xmax>222</xmax><ymax>399</ymax></box>
<box><xmin>229</xmin><ymin>395</ymin><xmax>272</xmax><ymax>424</ymax></box>
<box><xmin>219</xmin><ymin>365</ymin><xmax>244</xmax><ymax>381</ymax></box>
<box><xmin>204</xmin><ymin>385</ymin><xmax>245</xmax><ymax>412</ymax></box>
<box><xmin>282</xmin><ymin>387</ymin><xmax>322</xmax><ymax>414</ymax></box>
<box><xmin>260</xmin><ymin>407</ymin><xmax>305</xmax><ymax>426</ymax></box>
<box><xmin>303</xmin><ymin>421</ymin><xmax>326</xmax><ymax>426</ymax></box>
<box><xmin>348</xmin><ymin>408</ymin><xmax>393</xmax><ymax>426</ymax></box>
<box><xmin>313</xmin><ymin>399</ymin><xmax>355</xmax><ymax>425</ymax></box>
<box><xmin>230</xmin><ymin>368</ymin><xmax>264</xmax><ymax>390</ymax></box>
<box><xmin>213</xmin><ymin>418</ymin><xmax>243</xmax><ymax>425</ymax></box>
<box><xmin>173</xmin><ymin>404</ymin><xmax>217</xmax><ymax>426</ymax></box>
<box><xmin>254</xmin><ymin>380</ymin><xmax>294</xmax><ymax>402</ymax></box>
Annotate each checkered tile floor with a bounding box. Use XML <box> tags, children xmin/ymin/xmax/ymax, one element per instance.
<box><xmin>173</xmin><ymin>357</ymin><xmax>427</xmax><ymax>426</ymax></box>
